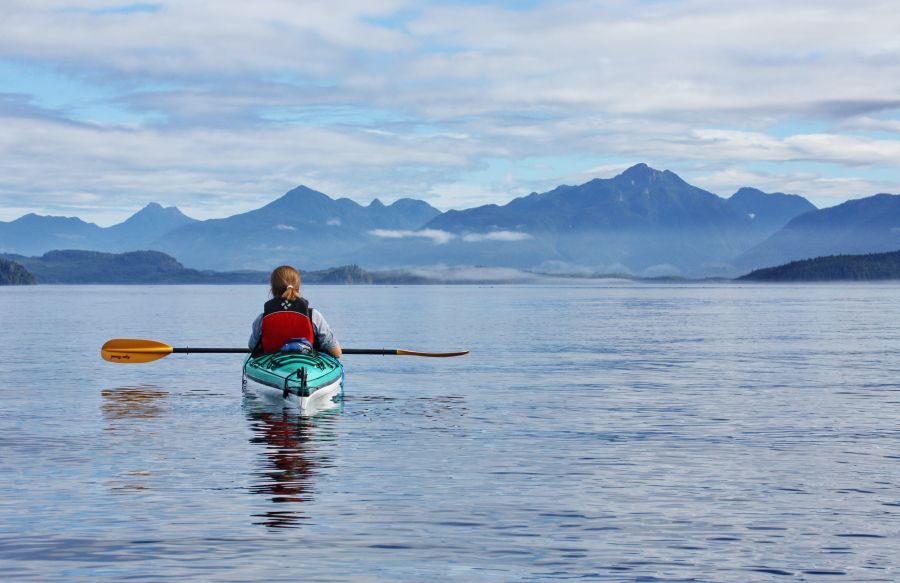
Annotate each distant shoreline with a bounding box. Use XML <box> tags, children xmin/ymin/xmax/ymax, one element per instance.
<box><xmin>4</xmin><ymin>248</ymin><xmax>900</xmax><ymax>286</ymax></box>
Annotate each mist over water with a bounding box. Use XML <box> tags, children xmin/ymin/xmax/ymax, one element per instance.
<box><xmin>1</xmin><ymin>283</ymin><xmax>899</xmax><ymax>581</ymax></box>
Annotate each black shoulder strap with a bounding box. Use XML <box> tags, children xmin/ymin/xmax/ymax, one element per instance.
<box><xmin>308</xmin><ymin>307</ymin><xmax>320</xmax><ymax>350</ymax></box>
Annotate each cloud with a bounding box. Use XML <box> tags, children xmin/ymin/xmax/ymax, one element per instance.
<box><xmin>0</xmin><ymin>0</ymin><xmax>415</xmax><ymax>76</ymax></box>
<box><xmin>2</xmin><ymin>1</ymin><xmax>900</xmax><ymax>221</ymax></box>
<box><xmin>842</xmin><ymin>116</ymin><xmax>900</xmax><ymax>134</ymax></box>
<box><xmin>611</xmin><ymin>129</ymin><xmax>900</xmax><ymax>168</ymax></box>
<box><xmin>369</xmin><ymin>228</ymin><xmax>456</xmax><ymax>245</ymax></box>
<box><xmin>275</xmin><ymin>224</ymin><xmax>296</xmax><ymax>231</ymax></box>
<box><xmin>369</xmin><ymin>228</ymin><xmax>532</xmax><ymax>244</ymax></box>
<box><xmin>642</xmin><ymin>264</ymin><xmax>682</xmax><ymax>278</ymax></box>
<box><xmin>784</xmin><ymin>134</ymin><xmax>900</xmax><ymax>165</ymax></box>
<box><xmin>537</xmin><ymin>260</ymin><xmax>633</xmax><ymax>276</ymax></box>
<box><xmin>326</xmin><ymin>218</ymin><xmax>341</xmax><ymax>226</ymax></box>
<box><xmin>462</xmin><ymin>230</ymin><xmax>531</xmax><ymax>242</ymax></box>
<box><xmin>690</xmin><ymin>166</ymin><xmax>900</xmax><ymax>208</ymax></box>
<box><xmin>5</xmin><ymin>3</ymin><xmax>900</xmax><ymax>124</ymax></box>
<box><xmin>405</xmin><ymin>265</ymin><xmax>541</xmax><ymax>283</ymax></box>
<box><xmin>403</xmin><ymin>1</ymin><xmax>900</xmax><ymax>119</ymax></box>
<box><xmin>0</xmin><ymin>112</ymin><xmax>484</xmax><ymax>222</ymax></box>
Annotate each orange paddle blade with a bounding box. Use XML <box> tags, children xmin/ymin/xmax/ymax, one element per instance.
<box><xmin>101</xmin><ymin>339</ymin><xmax>174</xmax><ymax>363</ymax></box>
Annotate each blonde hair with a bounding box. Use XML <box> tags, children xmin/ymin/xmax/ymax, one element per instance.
<box><xmin>270</xmin><ymin>265</ymin><xmax>301</xmax><ymax>301</ymax></box>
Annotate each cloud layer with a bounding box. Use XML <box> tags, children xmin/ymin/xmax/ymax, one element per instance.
<box><xmin>1</xmin><ymin>1</ymin><xmax>900</xmax><ymax>223</ymax></box>
<box><xmin>369</xmin><ymin>228</ymin><xmax>531</xmax><ymax>244</ymax></box>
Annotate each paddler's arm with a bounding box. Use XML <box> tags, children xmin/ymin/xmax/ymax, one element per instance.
<box><xmin>248</xmin><ymin>313</ymin><xmax>263</xmax><ymax>349</ymax></box>
<box><xmin>311</xmin><ymin>309</ymin><xmax>342</xmax><ymax>359</ymax></box>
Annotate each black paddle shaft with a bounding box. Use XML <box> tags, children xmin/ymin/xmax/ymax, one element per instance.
<box><xmin>170</xmin><ymin>347</ymin><xmax>393</xmax><ymax>355</ymax></box>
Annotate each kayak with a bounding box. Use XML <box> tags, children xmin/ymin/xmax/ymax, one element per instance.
<box><xmin>242</xmin><ymin>351</ymin><xmax>344</xmax><ymax>413</ymax></box>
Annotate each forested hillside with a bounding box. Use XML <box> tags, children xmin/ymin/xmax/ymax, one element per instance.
<box><xmin>738</xmin><ymin>250</ymin><xmax>900</xmax><ymax>281</ymax></box>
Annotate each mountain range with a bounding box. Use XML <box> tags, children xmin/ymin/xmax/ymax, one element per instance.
<box><xmin>2</xmin><ymin>163</ymin><xmax>898</xmax><ymax>276</ymax></box>
<box><xmin>154</xmin><ymin>187</ymin><xmax>441</xmax><ymax>270</ymax></box>
<box><xmin>352</xmin><ymin>164</ymin><xmax>817</xmax><ymax>276</ymax></box>
<box><xmin>0</xmin><ymin>203</ymin><xmax>197</xmax><ymax>257</ymax></box>
<box><xmin>735</xmin><ymin>193</ymin><xmax>900</xmax><ymax>271</ymax></box>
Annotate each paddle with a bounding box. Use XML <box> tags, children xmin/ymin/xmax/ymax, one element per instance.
<box><xmin>101</xmin><ymin>338</ymin><xmax>469</xmax><ymax>363</ymax></box>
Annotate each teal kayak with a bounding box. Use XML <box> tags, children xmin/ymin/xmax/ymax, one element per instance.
<box><xmin>242</xmin><ymin>351</ymin><xmax>344</xmax><ymax>412</ymax></box>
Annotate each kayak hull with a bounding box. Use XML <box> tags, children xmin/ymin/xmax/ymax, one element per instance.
<box><xmin>242</xmin><ymin>351</ymin><xmax>344</xmax><ymax>414</ymax></box>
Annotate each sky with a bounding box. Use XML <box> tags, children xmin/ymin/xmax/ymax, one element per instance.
<box><xmin>1</xmin><ymin>0</ymin><xmax>900</xmax><ymax>225</ymax></box>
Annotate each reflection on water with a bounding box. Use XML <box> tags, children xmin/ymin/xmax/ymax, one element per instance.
<box><xmin>101</xmin><ymin>385</ymin><xmax>168</xmax><ymax>495</ymax></box>
<box><xmin>243</xmin><ymin>395</ymin><xmax>338</xmax><ymax>529</ymax></box>
<box><xmin>107</xmin><ymin>470</ymin><xmax>154</xmax><ymax>494</ymax></box>
<box><xmin>101</xmin><ymin>385</ymin><xmax>168</xmax><ymax>422</ymax></box>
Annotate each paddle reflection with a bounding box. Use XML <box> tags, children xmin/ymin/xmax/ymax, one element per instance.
<box><xmin>243</xmin><ymin>395</ymin><xmax>338</xmax><ymax>529</ymax></box>
<box><xmin>101</xmin><ymin>385</ymin><xmax>168</xmax><ymax>423</ymax></box>
<box><xmin>101</xmin><ymin>385</ymin><xmax>168</xmax><ymax>494</ymax></box>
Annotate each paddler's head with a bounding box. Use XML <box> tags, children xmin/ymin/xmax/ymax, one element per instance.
<box><xmin>271</xmin><ymin>265</ymin><xmax>301</xmax><ymax>301</ymax></box>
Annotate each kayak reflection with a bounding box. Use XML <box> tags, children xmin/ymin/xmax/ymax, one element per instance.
<box><xmin>243</xmin><ymin>394</ymin><xmax>339</xmax><ymax>529</ymax></box>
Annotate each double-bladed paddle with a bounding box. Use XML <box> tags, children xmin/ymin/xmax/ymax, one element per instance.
<box><xmin>101</xmin><ymin>338</ymin><xmax>469</xmax><ymax>363</ymax></box>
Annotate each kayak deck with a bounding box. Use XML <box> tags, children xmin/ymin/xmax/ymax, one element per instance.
<box><xmin>242</xmin><ymin>352</ymin><xmax>344</xmax><ymax>404</ymax></box>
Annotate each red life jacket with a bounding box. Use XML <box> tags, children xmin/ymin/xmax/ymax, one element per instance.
<box><xmin>260</xmin><ymin>297</ymin><xmax>316</xmax><ymax>354</ymax></box>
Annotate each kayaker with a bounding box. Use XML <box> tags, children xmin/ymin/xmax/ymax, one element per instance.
<box><xmin>248</xmin><ymin>265</ymin><xmax>342</xmax><ymax>358</ymax></box>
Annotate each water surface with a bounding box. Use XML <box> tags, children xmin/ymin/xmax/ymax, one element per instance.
<box><xmin>1</xmin><ymin>283</ymin><xmax>899</xmax><ymax>581</ymax></box>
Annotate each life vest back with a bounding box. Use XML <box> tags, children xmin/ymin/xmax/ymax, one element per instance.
<box><xmin>260</xmin><ymin>297</ymin><xmax>316</xmax><ymax>354</ymax></box>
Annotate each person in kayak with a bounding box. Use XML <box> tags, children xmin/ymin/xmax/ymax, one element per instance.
<box><xmin>248</xmin><ymin>265</ymin><xmax>342</xmax><ymax>358</ymax></box>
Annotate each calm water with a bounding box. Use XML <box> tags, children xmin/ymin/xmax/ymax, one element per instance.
<box><xmin>1</xmin><ymin>283</ymin><xmax>899</xmax><ymax>582</ymax></box>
